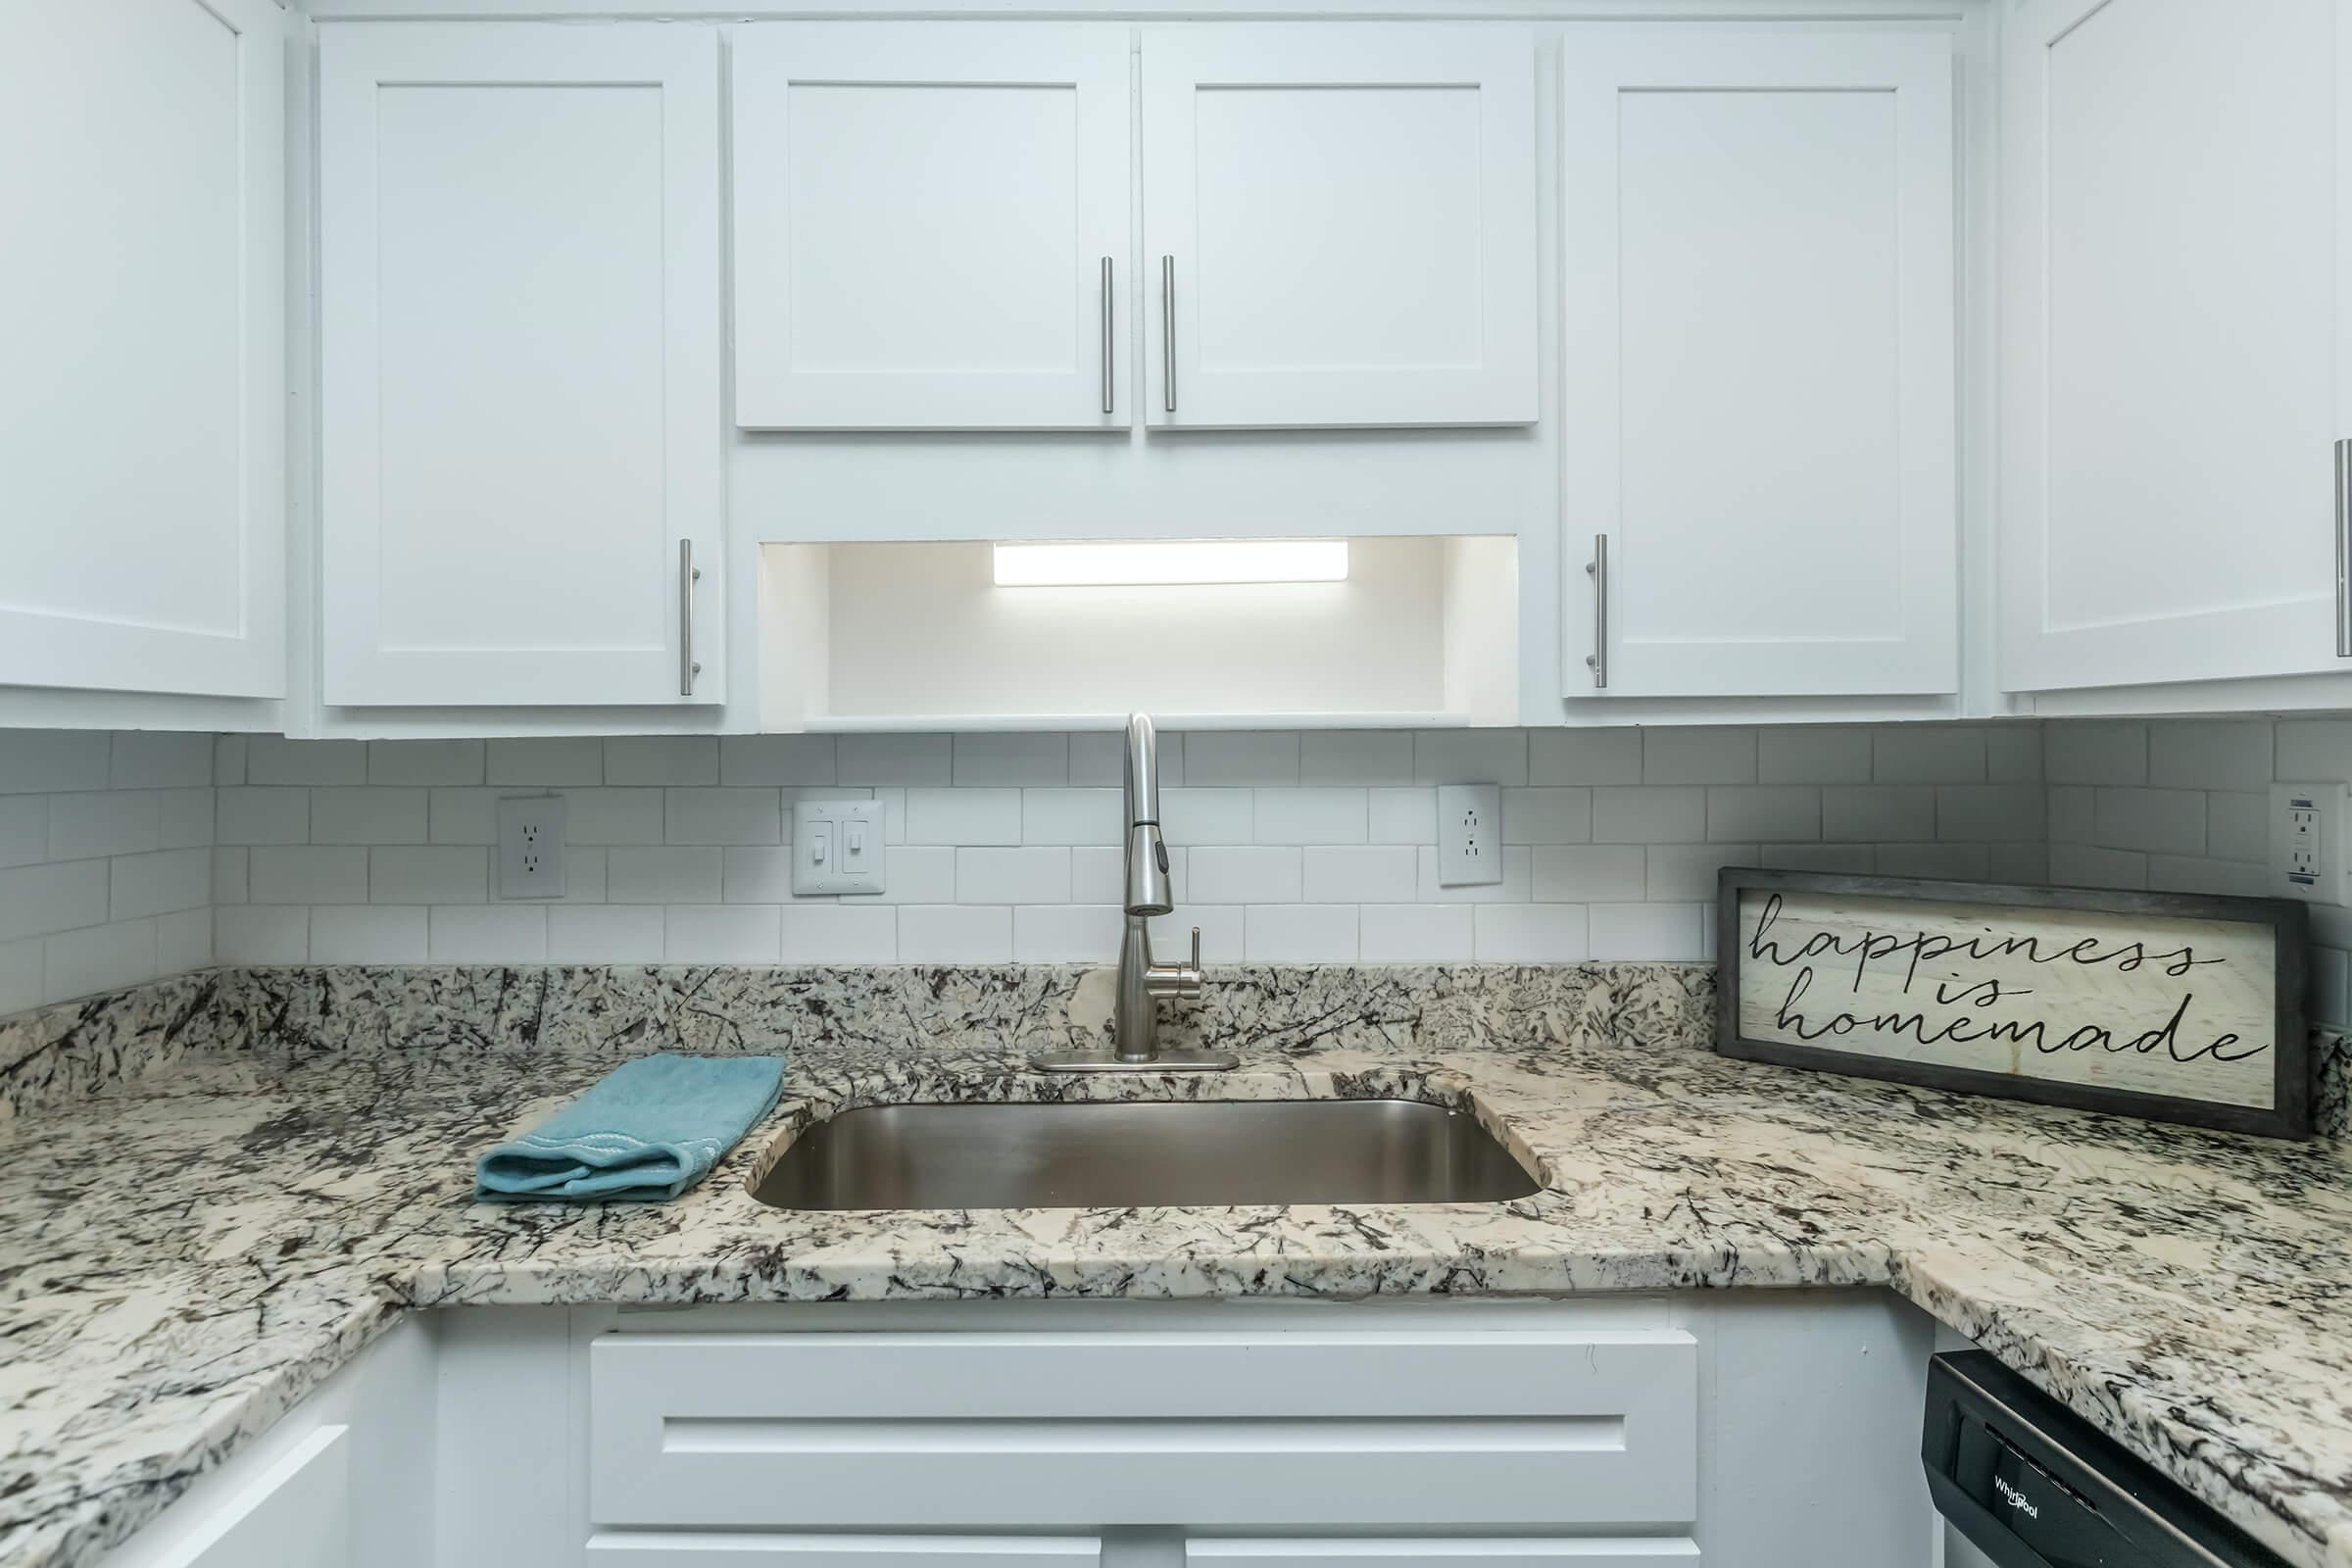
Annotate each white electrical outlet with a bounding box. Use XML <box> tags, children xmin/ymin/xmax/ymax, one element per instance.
<box><xmin>2272</xmin><ymin>782</ymin><xmax>2347</xmax><ymax>905</ymax></box>
<box><xmin>1436</xmin><ymin>783</ymin><xmax>1502</xmax><ymax>887</ymax></box>
<box><xmin>496</xmin><ymin>795</ymin><xmax>566</xmax><ymax>900</ymax></box>
<box><xmin>793</xmin><ymin>799</ymin><xmax>886</xmax><ymax>897</ymax></box>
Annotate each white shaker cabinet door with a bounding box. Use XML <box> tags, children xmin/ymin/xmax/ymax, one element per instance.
<box><xmin>733</xmin><ymin>24</ymin><xmax>1133</xmax><ymax>430</ymax></box>
<box><xmin>318</xmin><ymin>24</ymin><xmax>723</xmax><ymax>707</ymax></box>
<box><xmin>0</xmin><ymin>0</ymin><xmax>284</xmax><ymax>697</ymax></box>
<box><xmin>1560</xmin><ymin>30</ymin><xmax>1957</xmax><ymax>699</ymax></box>
<box><xmin>1141</xmin><ymin>25</ymin><xmax>1538</xmax><ymax>429</ymax></box>
<box><xmin>2000</xmin><ymin>0</ymin><xmax>2351</xmax><ymax>691</ymax></box>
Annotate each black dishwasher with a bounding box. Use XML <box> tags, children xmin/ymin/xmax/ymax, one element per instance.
<box><xmin>1923</xmin><ymin>1351</ymin><xmax>2290</xmax><ymax>1568</ymax></box>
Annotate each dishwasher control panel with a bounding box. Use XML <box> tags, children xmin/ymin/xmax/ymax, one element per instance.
<box><xmin>1924</xmin><ymin>1351</ymin><xmax>2287</xmax><ymax>1568</ymax></box>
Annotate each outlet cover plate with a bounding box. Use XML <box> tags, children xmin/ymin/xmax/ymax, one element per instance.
<box><xmin>1437</xmin><ymin>783</ymin><xmax>1502</xmax><ymax>887</ymax></box>
<box><xmin>794</xmin><ymin>799</ymin><xmax>886</xmax><ymax>897</ymax></box>
<box><xmin>496</xmin><ymin>795</ymin><xmax>567</xmax><ymax>900</ymax></box>
<box><xmin>2271</xmin><ymin>782</ymin><xmax>2347</xmax><ymax>905</ymax></box>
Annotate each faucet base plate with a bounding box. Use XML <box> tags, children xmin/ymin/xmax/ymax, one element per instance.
<box><xmin>1029</xmin><ymin>1049</ymin><xmax>1240</xmax><ymax>1073</ymax></box>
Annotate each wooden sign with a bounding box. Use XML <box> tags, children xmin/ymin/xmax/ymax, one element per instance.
<box><xmin>1716</xmin><ymin>869</ymin><xmax>2311</xmax><ymax>1139</ymax></box>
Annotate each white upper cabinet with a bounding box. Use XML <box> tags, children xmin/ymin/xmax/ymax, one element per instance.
<box><xmin>318</xmin><ymin>24</ymin><xmax>723</xmax><ymax>708</ymax></box>
<box><xmin>0</xmin><ymin>0</ymin><xmax>283</xmax><ymax>698</ymax></box>
<box><xmin>733</xmin><ymin>24</ymin><xmax>1133</xmax><ymax>431</ymax></box>
<box><xmin>1560</xmin><ymin>30</ymin><xmax>1958</xmax><ymax>700</ymax></box>
<box><xmin>2001</xmin><ymin>0</ymin><xmax>2351</xmax><ymax>693</ymax></box>
<box><xmin>1141</xmin><ymin>25</ymin><xmax>1538</xmax><ymax>429</ymax></box>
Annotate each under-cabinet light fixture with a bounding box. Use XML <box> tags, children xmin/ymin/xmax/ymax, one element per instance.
<box><xmin>992</xmin><ymin>539</ymin><xmax>1350</xmax><ymax>587</ymax></box>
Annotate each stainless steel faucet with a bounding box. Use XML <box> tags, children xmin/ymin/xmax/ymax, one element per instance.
<box><xmin>1033</xmin><ymin>714</ymin><xmax>1235</xmax><ymax>1072</ymax></box>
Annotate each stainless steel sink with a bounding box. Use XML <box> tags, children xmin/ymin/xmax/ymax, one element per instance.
<box><xmin>750</xmin><ymin>1099</ymin><xmax>1543</xmax><ymax>1211</ymax></box>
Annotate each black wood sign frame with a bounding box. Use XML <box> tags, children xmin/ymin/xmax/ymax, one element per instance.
<box><xmin>1714</xmin><ymin>867</ymin><xmax>2313</xmax><ymax>1139</ymax></box>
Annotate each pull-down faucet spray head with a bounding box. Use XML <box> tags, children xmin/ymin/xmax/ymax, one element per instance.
<box><xmin>1123</xmin><ymin>712</ymin><xmax>1173</xmax><ymax>917</ymax></box>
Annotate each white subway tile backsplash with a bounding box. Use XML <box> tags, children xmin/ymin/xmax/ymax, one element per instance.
<box><xmin>1529</xmin><ymin>728</ymin><xmax>1642</xmax><ymax>786</ymax></box>
<box><xmin>1986</xmin><ymin>844</ymin><xmax>2050</xmax><ymax>883</ymax></box>
<box><xmin>1473</xmin><ymin>903</ymin><xmax>1590</xmax><ymax>962</ymax></box>
<box><xmin>778</xmin><ymin>904</ymin><xmax>899</xmax><ymax>962</ymax></box>
<box><xmin>155</xmin><ymin>907</ymin><xmax>210</xmax><ymax>975</ymax></box>
<box><xmin>1013</xmin><ymin>904</ymin><xmax>1123</xmax><ymax>962</ymax></box>
<box><xmin>1757</xmin><ymin>726</ymin><xmax>1871</xmax><ymax>784</ymax></box>
<box><xmin>955</xmin><ymin>733</ymin><xmax>1067</xmax><ymax>786</ymax></box>
<box><xmin>368</xmin><ymin>846</ymin><xmax>487</xmax><ymax>906</ymax></box>
<box><xmin>1643</xmin><ymin>727</ymin><xmax>1756</xmax><ymax>785</ymax></box>
<box><xmin>1588</xmin><ymin>903</ymin><xmax>1704</xmax><ymax>960</ymax></box>
<box><xmin>664</xmin><ymin>788</ymin><xmax>782</xmax><ymax>846</ymax></box>
<box><xmin>1758</xmin><ymin>843</ymin><xmax>1876</xmax><ymax>873</ymax></box>
<box><xmin>1022</xmin><ymin>789</ymin><xmax>1122</xmax><ymax>846</ymax></box>
<box><xmin>247</xmin><ymin>738</ymin><xmax>367</xmax><ymax>787</ymax></box>
<box><xmin>367</xmin><ymin>740</ymin><xmax>484</xmax><ymax>787</ymax></box>
<box><xmin>1161</xmin><ymin>788</ymin><xmax>1254</xmax><ymax>846</ymax></box>
<box><xmin>837</xmin><ymin>733</ymin><xmax>953</xmax><ymax>785</ymax></box>
<box><xmin>1532</xmin><ymin>845</ymin><xmax>1646</xmax><ymax>902</ymax></box>
<box><xmin>0</xmin><ymin>937</ymin><xmax>39</xmax><ymax>1014</ymax></box>
<box><xmin>1873</xmin><ymin>725</ymin><xmax>1984</xmax><ymax>784</ymax></box>
<box><xmin>2275</xmin><ymin>719</ymin><xmax>2352</xmax><ymax>783</ymax></box>
<box><xmin>898</xmin><ymin>905</ymin><xmax>1011</xmax><ymax>962</ymax></box>
<box><xmin>0</xmin><ymin>798</ymin><xmax>44</xmax><ymax>868</ymax></box>
<box><xmin>665</xmin><ymin>904</ymin><xmax>781</xmax><ymax>963</ymax></box>
<box><xmin>1070</xmin><ymin>845</ymin><xmax>1124</xmax><ymax>905</ymax></box>
<box><xmin>720</xmin><ymin>734</ymin><xmax>837</xmax><ymax>786</ymax></box>
<box><xmin>486</xmin><ymin>738</ymin><xmax>605</xmax><ymax>786</ymax></box>
<box><xmin>427</xmin><ymin>906</ymin><xmax>547</xmax><ymax>963</ymax></box>
<box><xmin>0</xmin><ymin>731</ymin><xmax>109</xmax><ymax>795</ymax></box>
<box><xmin>212</xmin><ymin>848</ymin><xmax>248</xmax><ymax>905</ymax></box>
<box><xmin>2092</xmin><ymin>787</ymin><xmax>2206</xmax><ymax>856</ymax></box>
<box><xmin>1359</xmin><ymin>903</ymin><xmax>1474</xmax><ymax>962</ymax></box>
<box><xmin>1822</xmin><ymin>785</ymin><xmax>1934</xmax><ymax>843</ymax></box>
<box><xmin>110</xmin><ymin>849</ymin><xmax>210</xmax><ymax>920</ymax></box>
<box><xmin>1255</xmin><ymin>788</ymin><xmax>1367</xmax><ymax>845</ymax></box>
<box><xmin>1416</xmin><ymin>844</ymin><xmax>1533</xmax><ymax>904</ymax></box>
<box><xmin>247</xmin><ymin>847</ymin><xmax>368</xmax><ymax>906</ymax></box>
<box><xmin>1067</xmin><ymin>731</ymin><xmax>1126</xmax><ymax>787</ymax></box>
<box><xmin>1646</xmin><ymin>844</ymin><xmax>1756</xmax><ymax>903</ymax></box>
<box><xmin>1875</xmin><ymin>843</ymin><xmax>1990</xmax><ymax>880</ymax></box>
<box><xmin>2207</xmin><ymin>792</ymin><xmax>2268</xmax><ymax>864</ymax></box>
<box><xmin>109</xmin><ymin>732</ymin><xmax>214</xmax><ymax>790</ymax></box>
<box><xmin>906</xmin><ymin>787</ymin><xmax>1022</xmax><ymax>846</ymax></box>
<box><xmin>310</xmin><ymin>787</ymin><xmax>428</xmax><ymax>846</ymax></box>
<box><xmin>48</xmin><ymin>791</ymin><xmax>160</xmax><ymax>860</ymax></box>
<box><xmin>1302</xmin><ymin>845</ymin><xmax>1418</xmax><ymax>904</ymax></box>
<box><xmin>1985</xmin><ymin>724</ymin><xmax>2043</xmax><ymax>784</ymax></box>
<box><xmin>2311</xmin><ymin>944</ymin><xmax>2352</xmax><ymax>1027</ymax></box>
<box><xmin>2146</xmin><ymin>856</ymin><xmax>2268</xmax><ymax>897</ymax></box>
<box><xmin>2044</xmin><ymin>721</ymin><xmax>2147</xmax><ymax>786</ymax></box>
<box><xmin>957</xmin><ymin>847</ymin><xmax>1071</xmax><ymax>904</ymax></box>
<box><xmin>1500</xmin><ymin>787</ymin><xmax>1592</xmax><ymax>845</ymax></box>
<box><xmin>2047</xmin><ymin>785</ymin><xmax>2094</xmax><ymax>845</ymax></box>
<box><xmin>1367</xmin><ymin>786</ymin><xmax>1437</xmax><ymax>845</ymax></box>
<box><xmin>215</xmin><ymin>906</ymin><xmax>307</xmax><ymax>963</ymax></box>
<box><xmin>44</xmin><ymin>918</ymin><xmax>156</xmax><ymax>1003</ymax></box>
<box><xmin>213</xmin><ymin>735</ymin><xmax>247</xmax><ymax>788</ymax></box>
<box><xmin>216</xmin><ymin>787</ymin><xmax>308</xmax><ymax>846</ymax></box>
<box><xmin>559</xmin><ymin>789</ymin><xmax>664</xmax><ymax>846</ymax></box>
<box><xmin>311</xmin><ymin>906</ymin><xmax>428</xmax><ymax>964</ymax></box>
<box><xmin>2049</xmin><ymin>842</ymin><xmax>2147</xmax><ymax>890</ymax></box>
<box><xmin>548</xmin><ymin>905</ymin><xmax>665</xmax><ymax>963</ymax></box>
<box><xmin>720</xmin><ymin>847</ymin><xmax>798</xmax><ymax>906</ymax></box>
<box><xmin>1300</xmin><ymin>731</ymin><xmax>1415</xmax><ymax>784</ymax></box>
<box><xmin>427</xmin><ymin>789</ymin><xmax>500</xmax><ymax>845</ymax></box>
<box><xmin>1148</xmin><ymin>905</ymin><xmax>1244</xmax><ymax>961</ymax></box>
<box><xmin>1184</xmin><ymin>731</ymin><xmax>1300</xmax><ymax>786</ymax></box>
<box><xmin>1935</xmin><ymin>785</ymin><xmax>2046</xmax><ymax>844</ymax></box>
<box><xmin>1592</xmin><ymin>787</ymin><xmax>1705</xmax><ymax>844</ymax></box>
<box><xmin>1245</xmin><ymin>904</ymin><xmax>1357</xmax><ymax>961</ymax></box>
<box><xmin>608</xmin><ymin>846</ymin><xmax>722</xmax><ymax>905</ymax></box>
<box><xmin>1189</xmin><ymin>846</ymin><xmax>1302</xmax><ymax>904</ymax></box>
<box><xmin>1416</xmin><ymin>729</ymin><xmax>1528</xmax><ymax>787</ymax></box>
<box><xmin>839</xmin><ymin>845</ymin><xmax>958</xmax><ymax>906</ymax></box>
<box><xmin>158</xmin><ymin>789</ymin><xmax>213</xmax><ymax>850</ymax></box>
<box><xmin>1705</xmin><ymin>786</ymin><xmax>1818</xmax><ymax>843</ymax></box>
<box><xmin>2148</xmin><ymin>721</ymin><xmax>2274</xmax><ymax>792</ymax></box>
<box><xmin>605</xmin><ymin>737</ymin><xmax>718</xmax><ymax>787</ymax></box>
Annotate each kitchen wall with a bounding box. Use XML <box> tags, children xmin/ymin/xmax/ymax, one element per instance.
<box><xmin>2044</xmin><ymin>716</ymin><xmax>2352</xmax><ymax>1026</ymax></box>
<box><xmin>0</xmin><ymin>731</ymin><xmax>214</xmax><ymax>1014</ymax></box>
<box><xmin>202</xmin><ymin>725</ymin><xmax>2042</xmax><ymax>972</ymax></box>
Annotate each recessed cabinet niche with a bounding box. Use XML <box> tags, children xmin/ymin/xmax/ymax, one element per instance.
<box><xmin>318</xmin><ymin>24</ymin><xmax>724</xmax><ymax>708</ymax></box>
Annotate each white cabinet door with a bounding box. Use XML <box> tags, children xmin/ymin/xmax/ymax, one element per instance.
<box><xmin>0</xmin><ymin>0</ymin><xmax>283</xmax><ymax>698</ymax></box>
<box><xmin>2000</xmin><ymin>0</ymin><xmax>2351</xmax><ymax>691</ymax></box>
<box><xmin>1187</xmin><ymin>1544</ymin><xmax>1698</xmax><ymax>1568</ymax></box>
<box><xmin>1560</xmin><ymin>31</ymin><xmax>1957</xmax><ymax>699</ymax></box>
<box><xmin>587</xmin><ymin>1537</ymin><xmax>1102</xmax><ymax>1566</ymax></box>
<box><xmin>319</xmin><ymin>24</ymin><xmax>723</xmax><ymax>707</ymax></box>
<box><xmin>1141</xmin><ymin>25</ymin><xmax>1537</xmax><ymax>428</ymax></box>
<box><xmin>104</xmin><ymin>1427</ymin><xmax>350</xmax><ymax>1568</ymax></box>
<box><xmin>733</xmin><ymin>24</ymin><xmax>1132</xmax><ymax>431</ymax></box>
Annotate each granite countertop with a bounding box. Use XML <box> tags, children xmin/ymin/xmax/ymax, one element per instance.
<box><xmin>4</xmin><ymin>962</ymin><xmax>2352</xmax><ymax>1568</ymax></box>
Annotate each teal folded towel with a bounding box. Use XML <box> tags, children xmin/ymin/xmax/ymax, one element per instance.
<box><xmin>475</xmin><ymin>1053</ymin><xmax>786</xmax><ymax>1202</ymax></box>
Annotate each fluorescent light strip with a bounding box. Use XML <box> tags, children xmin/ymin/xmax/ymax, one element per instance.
<box><xmin>992</xmin><ymin>539</ymin><xmax>1350</xmax><ymax>587</ymax></box>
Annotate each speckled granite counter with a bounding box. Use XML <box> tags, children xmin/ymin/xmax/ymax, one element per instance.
<box><xmin>4</xmin><ymin>962</ymin><xmax>2351</xmax><ymax>1568</ymax></box>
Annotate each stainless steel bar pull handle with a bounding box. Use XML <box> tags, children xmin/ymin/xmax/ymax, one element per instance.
<box><xmin>1160</xmin><ymin>255</ymin><xmax>1176</xmax><ymax>414</ymax></box>
<box><xmin>679</xmin><ymin>538</ymin><xmax>703</xmax><ymax>697</ymax></box>
<box><xmin>2337</xmin><ymin>439</ymin><xmax>2350</xmax><ymax>658</ymax></box>
<box><xmin>1585</xmin><ymin>534</ymin><xmax>1609</xmax><ymax>689</ymax></box>
<box><xmin>1100</xmin><ymin>257</ymin><xmax>1114</xmax><ymax>416</ymax></box>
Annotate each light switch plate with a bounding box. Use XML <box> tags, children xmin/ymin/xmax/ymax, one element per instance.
<box><xmin>2270</xmin><ymin>782</ymin><xmax>2346</xmax><ymax>905</ymax></box>
<box><xmin>496</xmin><ymin>795</ymin><xmax>566</xmax><ymax>900</ymax></box>
<box><xmin>1436</xmin><ymin>783</ymin><xmax>1502</xmax><ymax>887</ymax></box>
<box><xmin>793</xmin><ymin>799</ymin><xmax>885</xmax><ymax>897</ymax></box>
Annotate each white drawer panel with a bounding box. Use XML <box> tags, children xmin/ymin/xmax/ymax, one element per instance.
<box><xmin>585</xmin><ymin>1534</ymin><xmax>1102</xmax><ymax>1566</ymax></box>
<box><xmin>1187</xmin><ymin>1542</ymin><xmax>1700</xmax><ymax>1568</ymax></box>
<box><xmin>589</xmin><ymin>1330</ymin><xmax>1695</xmax><ymax>1531</ymax></box>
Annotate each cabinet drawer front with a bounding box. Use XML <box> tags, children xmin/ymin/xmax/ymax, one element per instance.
<box><xmin>589</xmin><ymin>1331</ymin><xmax>1694</xmax><ymax>1530</ymax></box>
<box><xmin>1189</xmin><ymin>1542</ymin><xmax>1700</xmax><ymax>1568</ymax></box>
<box><xmin>586</xmin><ymin>1535</ymin><xmax>1102</xmax><ymax>1567</ymax></box>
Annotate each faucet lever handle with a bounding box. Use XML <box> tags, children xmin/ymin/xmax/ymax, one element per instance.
<box><xmin>1189</xmin><ymin>924</ymin><xmax>1201</xmax><ymax>974</ymax></box>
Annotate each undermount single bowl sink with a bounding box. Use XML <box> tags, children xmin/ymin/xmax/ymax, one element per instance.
<box><xmin>750</xmin><ymin>1099</ymin><xmax>1543</xmax><ymax>1211</ymax></box>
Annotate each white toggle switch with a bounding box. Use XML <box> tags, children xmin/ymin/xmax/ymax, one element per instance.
<box><xmin>793</xmin><ymin>799</ymin><xmax>885</xmax><ymax>896</ymax></box>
